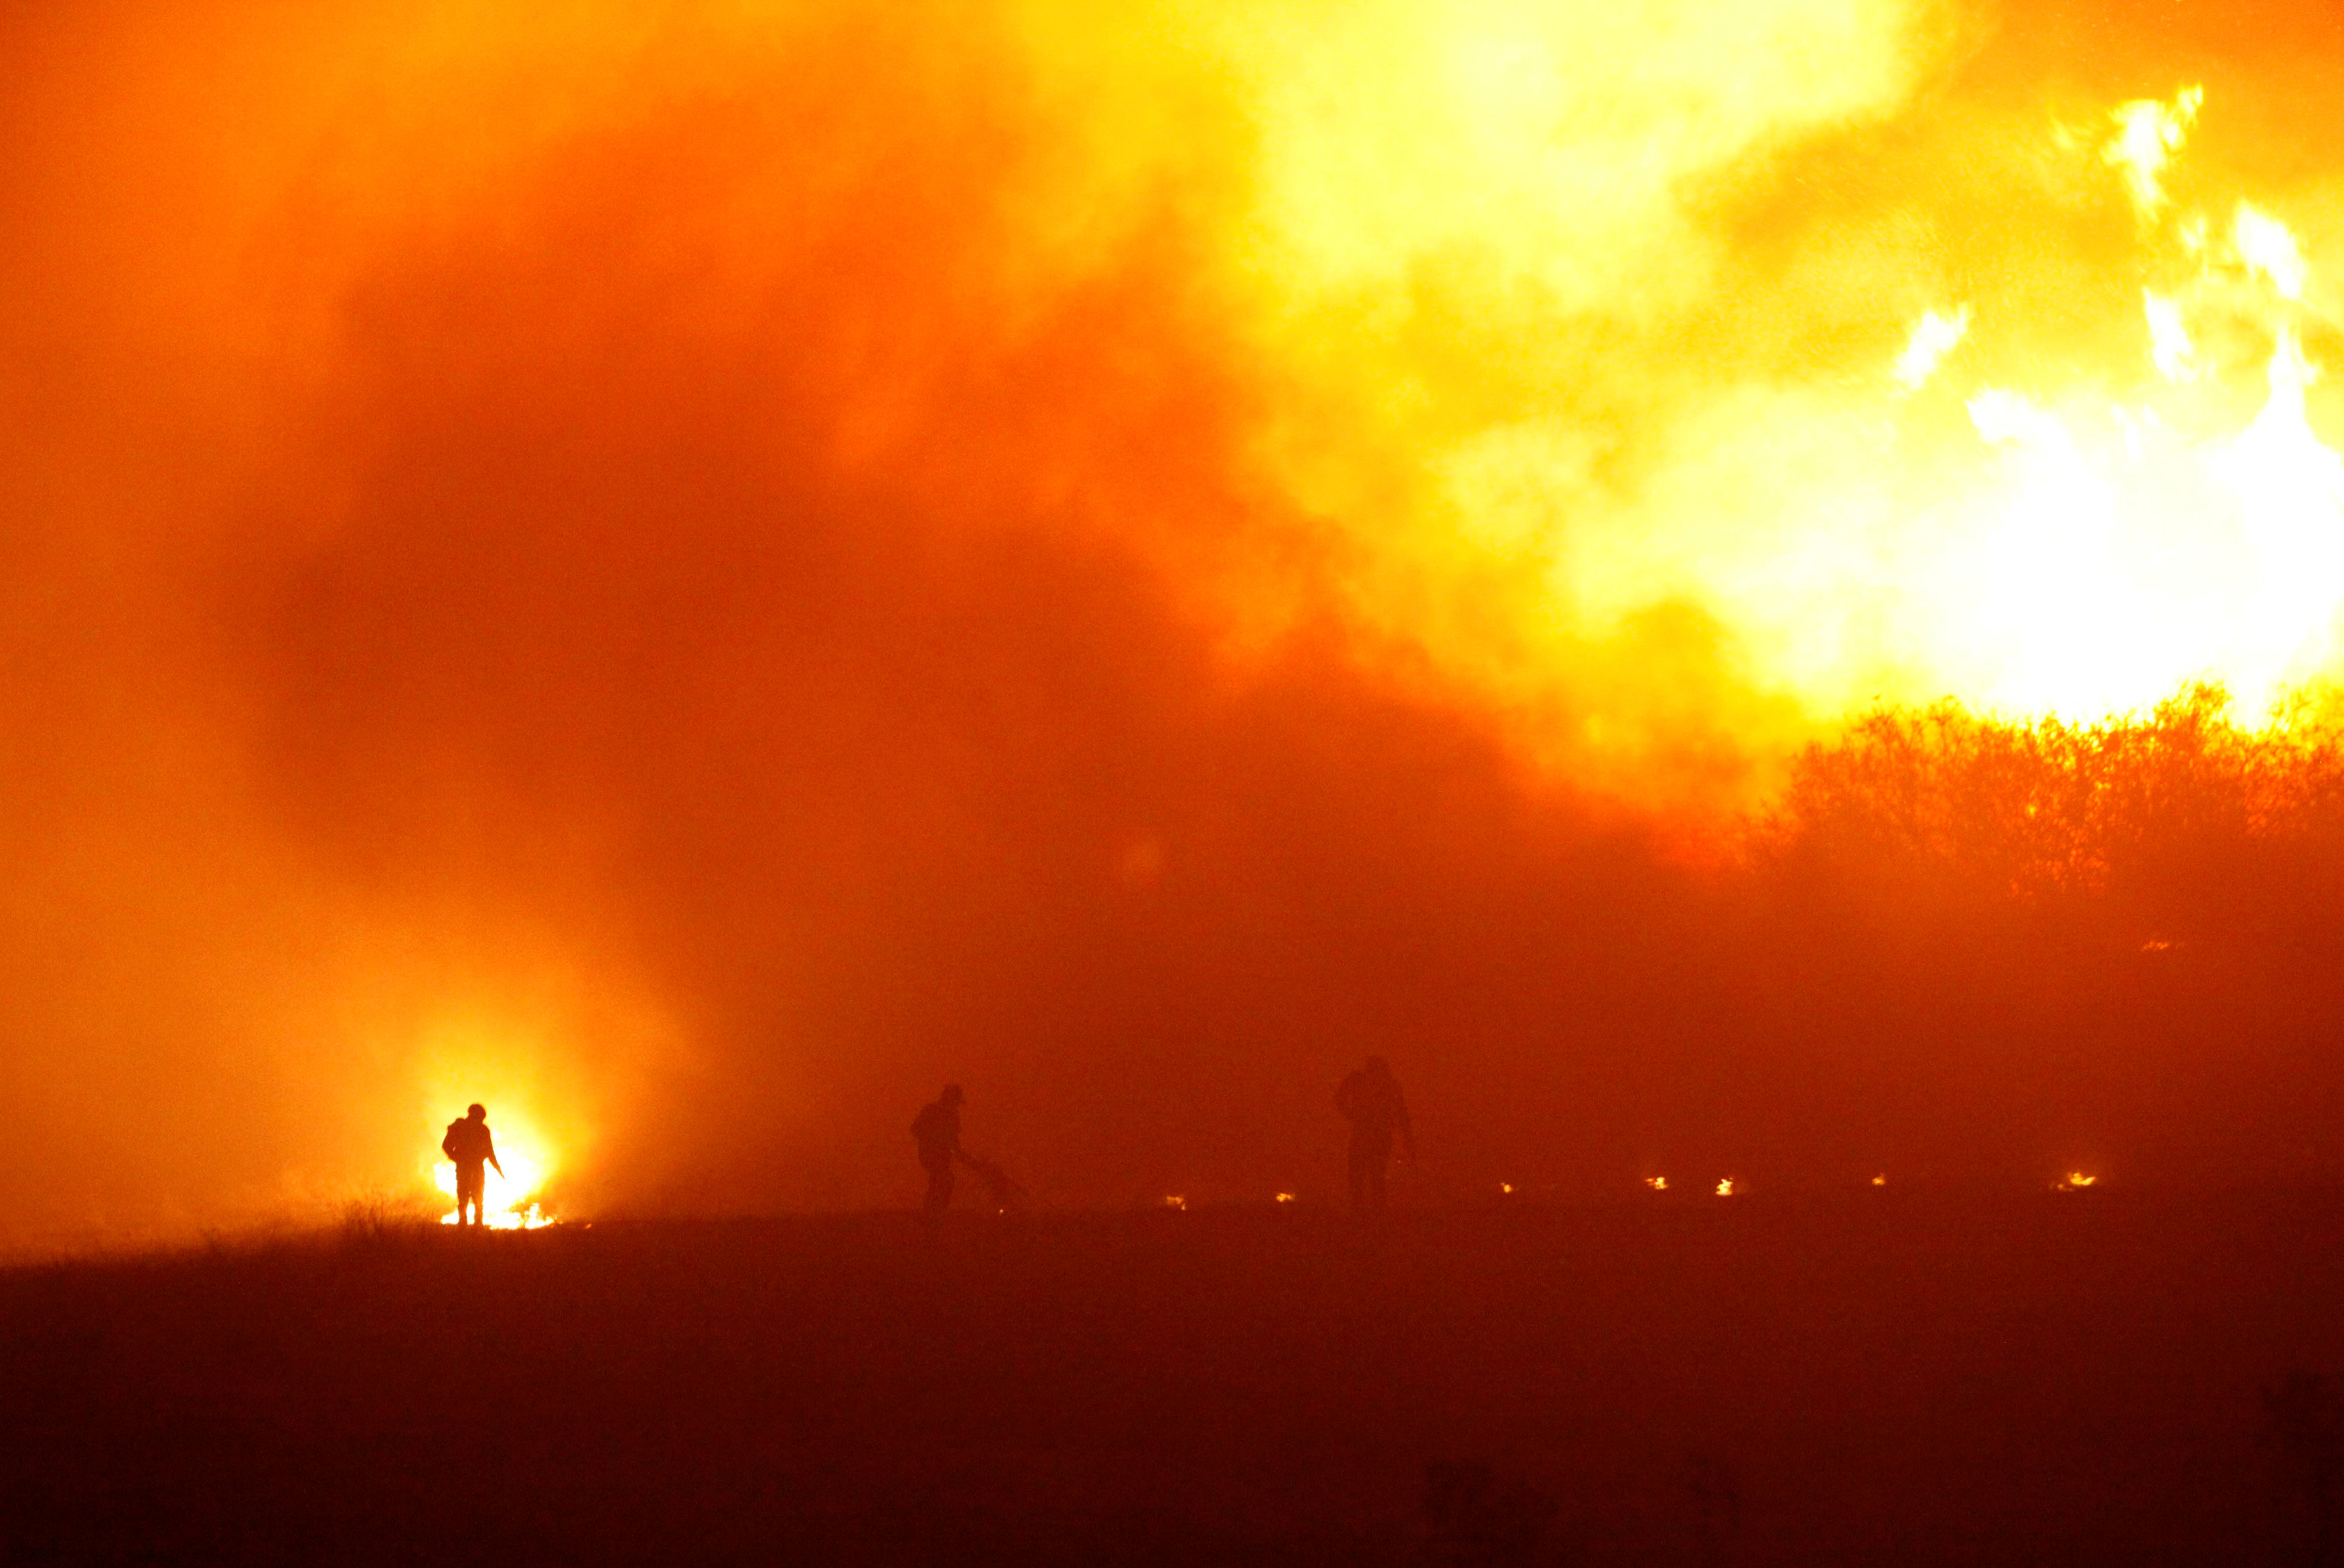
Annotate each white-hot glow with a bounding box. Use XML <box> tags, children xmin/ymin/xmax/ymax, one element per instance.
<box><xmin>1876</xmin><ymin>142</ymin><xmax>2344</xmax><ymax>723</ymax></box>
<box><xmin>2143</xmin><ymin>292</ymin><xmax>2196</xmax><ymax>384</ymax></box>
<box><xmin>435</xmin><ymin>1133</ymin><xmax>555</xmax><ymax>1230</ymax></box>
<box><xmin>2104</xmin><ymin>86</ymin><xmax>2201</xmax><ymax>214</ymax></box>
<box><xmin>1895</xmin><ymin>306</ymin><xmax>1970</xmax><ymax>389</ymax></box>
<box><xmin>1467</xmin><ymin>86</ymin><xmax>2344</xmax><ymax>767</ymax></box>
<box><xmin>2236</xmin><ymin>204</ymin><xmax>2306</xmax><ymax>301</ymax></box>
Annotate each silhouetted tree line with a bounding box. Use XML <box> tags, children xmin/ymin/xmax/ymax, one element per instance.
<box><xmin>1714</xmin><ymin>684</ymin><xmax>2344</xmax><ymax>1184</ymax></box>
<box><xmin>1755</xmin><ymin>683</ymin><xmax>2344</xmax><ymax>928</ymax></box>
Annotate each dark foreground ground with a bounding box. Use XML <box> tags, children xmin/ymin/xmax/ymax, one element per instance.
<box><xmin>4</xmin><ymin>1192</ymin><xmax>2343</xmax><ymax>1566</ymax></box>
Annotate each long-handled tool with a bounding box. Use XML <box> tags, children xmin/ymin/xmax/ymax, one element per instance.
<box><xmin>956</xmin><ymin>1149</ymin><xmax>1030</xmax><ymax>1210</ymax></box>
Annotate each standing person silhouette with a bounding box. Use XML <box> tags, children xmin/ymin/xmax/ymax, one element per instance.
<box><xmin>441</xmin><ymin>1103</ymin><xmax>504</xmax><ymax>1229</ymax></box>
<box><xmin>1335</xmin><ymin>1057</ymin><xmax>1414</xmax><ymax>1212</ymax></box>
<box><xmin>911</xmin><ymin>1084</ymin><xmax>966</xmax><ymax>1217</ymax></box>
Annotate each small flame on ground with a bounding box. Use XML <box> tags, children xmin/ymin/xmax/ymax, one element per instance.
<box><xmin>1645</xmin><ymin>1176</ymin><xmax>1668</xmax><ymax>1192</ymax></box>
<box><xmin>2057</xmin><ymin>1172</ymin><xmax>2099</xmax><ymax>1191</ymax></box>
<box><xmin>1274</xmin><ymin>1192</ymin><xmax>1296</xmax><ymax>1204</ymax></box>
<box><xmin>1714</xmin><ymin>1178</ymin><xmax>1736</xmax><ymax>1197</ymax></box>
<box><xmin>440</xmin><ymin>1202</ymin><xmax>553</xmax><ymax>1232</ymax></box>
<box><xmin>433</xmin><ymin>1137</ymin><xmax>555</xmax><ymax>1231</ymax></box>
<box><xmin>1499</xmin><ymin>1182</ymin><xmax>1515</xmax><ymax>1194</ymax></box>
<box><xmin>1163</xmin><ymin>1194</ymin><xmax>1187</xmax><ymax>1210</ymax></box>
<box><xmin>1871</xmin><ymin>1174</ymin><xmax>1887</xmax><ymax>1186</ymax></box>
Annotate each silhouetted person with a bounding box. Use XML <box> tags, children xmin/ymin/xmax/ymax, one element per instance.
<box><xmin>441</xmin><ymin>1103</ymin><xmax>503</xmax><ymax>1229</ymax></box>
<box><xmin>911</xmin><ymin>1083</ymin><xmax>965</xmax><ymax>1217</ymax></box>
<box><xmin>1335</xmin><ymin>1056</ymin><xmax>1413</xmax><ymax>1212</ymax></box>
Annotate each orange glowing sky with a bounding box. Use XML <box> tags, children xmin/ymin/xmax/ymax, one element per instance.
<box><xmin>4</xmin><ymin>0</ymin><xmax>2343</xmax><ymax>1243</ymax></box>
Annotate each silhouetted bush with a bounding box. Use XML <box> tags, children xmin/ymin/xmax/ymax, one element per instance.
<box><xmin>1420</xmin><ymin>1460</ymin><xmax>1562</xmax><ymax>1567</ymax></box>
<box><xmin>336</xmin><ymin>1191</ymin><xmax>439</xmax><ymax>1251</ymax></box>
<box><xmin>2266</xmin><ymin>1370</ymin><xmax>2344</xmax><ymax>1566</ymax></box>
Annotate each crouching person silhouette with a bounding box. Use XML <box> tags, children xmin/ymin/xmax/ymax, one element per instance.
<box><xmin>912</xmin><ymin>1084</ymin><xmax>965</xmax><ymax>1217</ymax></box>
<box><xmin>442</xmin><ymin>1103</ymin><xmax>504</xmax><ymax>1229</ymax></box>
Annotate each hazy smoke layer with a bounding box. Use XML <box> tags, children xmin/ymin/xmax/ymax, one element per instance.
<box><xmin>3</xmin><ymin>0</ymin><xmax>2341</xmax><ymax>1243</ymax></box>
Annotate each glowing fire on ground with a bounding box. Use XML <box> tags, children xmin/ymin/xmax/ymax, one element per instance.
<box><xmin>435</xmin><ymin>1139</ymin><xmax>555</xmax><ymax>1231</ymax></box>
<box><xmin>1714</xmin><ymin>1178</ymin><xmax>1737</xmax><ymax>1197</ymax></box>
<box><xmin>2057</xmin><ymin>1172</ymin><xmax>2099</xmax><ymax>1192</ymax></box>
<box><xmin>1645</xmin><ymin>1176</ymin><xmax>1668</xmax><ymax>1192</ymax></box>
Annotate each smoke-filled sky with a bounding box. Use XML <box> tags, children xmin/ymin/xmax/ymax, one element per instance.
<box><xmin>6</xmin><ymin>0</ymin><xmax>2344</xmax><ymax>1244</ymax></box>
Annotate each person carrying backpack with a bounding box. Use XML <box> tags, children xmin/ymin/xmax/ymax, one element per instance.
<box><xmin>441</xmin><ymin>1103</ymin><xmax>504</xmax><ymax>1228</ymax></box>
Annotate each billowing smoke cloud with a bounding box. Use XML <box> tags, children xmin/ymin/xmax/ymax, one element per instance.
<box><xmin>4</xmin><ymin>0</ymin><xmax>2343</xmax><ymax>1245</ymax></box>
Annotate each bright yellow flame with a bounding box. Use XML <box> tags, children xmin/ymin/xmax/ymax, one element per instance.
<box><xmin>1895</xmin><ymin>306</ymin><xmax>1970</xmax><ymax>390</ymax></box>
<box><xmin>1782</xmin><ymin>121</ymin><xmax>2344</xmax><ymax>724</ymax></box>
<box><xmin>1645</xmin><ymin>1176</ymin><xmax>1668</xmax><ymax>1191</ymax></box>
<box><xmin>1714</xmin><ymin>1177</ymin><xmax>1735</xmax><ymax>1196</ymax></box>
<box><xmin>1499</xmin><ymin>1182</ymin><xmax>1515</xmax><ymax>1194</ymax></box>
<box><xmin>1871</xmin><ymin>1173</ymin><xmax>1887</xmax><ymax>1186</ymax></box>
<box><xmin>2235</xmin><ymin>204</ymin><xmax>2306</xmax><ymax>301</ymax></box>
<box><xmin>2059</xmin><ymin>1172</ymin><xmax>2098</xmax><ymax>1190</ymax></box>
<box><xmin>433</xmin><ymin>1131</ymin><xmax>555</xmax><ymax>1230</ymax></box>
<box><xmin>1960</xmin><ymin>334</ymin><xmax>2341</xmax><ymax>720</ymax></box>
<box><xmin>2104</xmin><ymin>86</ymin><xmax>2201</xmax><ymax>215</ymax></box>
<box><xmin>2142</xmin><ymin>291</ymin><xmax>2197</xmax><ymax>384</ymax></box>
<box><xmin>1356</xmin><ymin>76</ymin><xmax>2344</xmax><ymax>786</ymax></box>
<box><xmin>1274</xmin><ymin>1191</ymin><xmax>1296</xmax><ymax>1204</ymax></box>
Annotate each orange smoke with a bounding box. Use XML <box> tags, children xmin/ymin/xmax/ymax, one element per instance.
<box><xmin>5</xmin><ymin>0</ymin><xmax>2344</xmax><ymax>1243</ymax></box>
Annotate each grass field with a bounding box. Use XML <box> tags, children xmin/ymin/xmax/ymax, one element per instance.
<box><xmin>4</xmin><ymin>1191</ymin><xmax>2342</xmax><ymax>1565</ymax></box>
